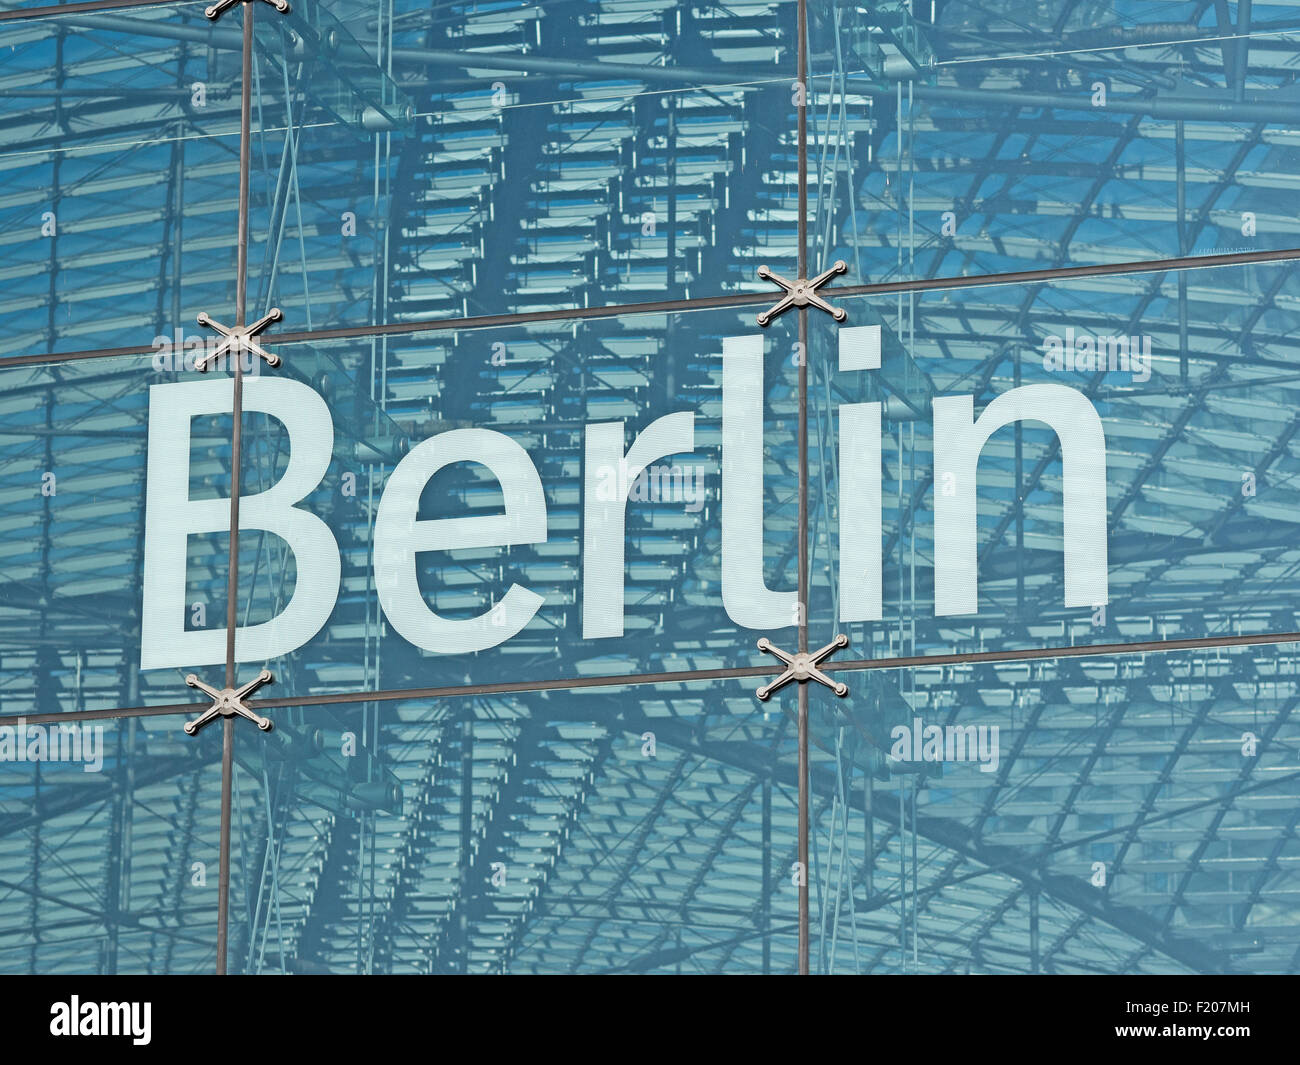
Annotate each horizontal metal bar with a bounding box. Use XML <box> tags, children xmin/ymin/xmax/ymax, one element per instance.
<box><xmin>8</xmin><ymin>627</ymin><xmax>1300</xmax><ymax>726</ymax></box>
<box><xmin>0</xmin><ymin>0</ymin><xmax>172</xmax><ymax>24</ymax></box>
<box><xmin>250</xmin><ymin>247</ymin><xmax>1300</xmax><ymax>344</ymax></box>
<box><xmin>34</xmin><ymin>11</ymin><xmax>782</xmax><ymax>89</ymax></box>
<box><xmin>866</xmin><ymin>78</ymin><xmax>1300</xmax><ymax>126</ymax></box>
<box><xmin>5</xmin><ymin>246</ymin><xmax>1297</xmax><ymax>372</ymax></box>
<box><xmin>827</xmin><ymin>627</ymin><xmax>1300</xmax><ymax>672</ymax></box>
<box><xmin>828</xmin><ymin>246</ymin><xmax>1300</xmax><ymax>299</ymax></box>
<box><xmin>0</xmin><ymin>345</ymin><xmax>157</xmax><ymax>370</ymax></box>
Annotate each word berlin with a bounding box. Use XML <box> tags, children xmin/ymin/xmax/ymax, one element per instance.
<box><xmin>139</xmin><ymin>330</ymin><xmax>1109</xmax><ymax>669</ymax></box>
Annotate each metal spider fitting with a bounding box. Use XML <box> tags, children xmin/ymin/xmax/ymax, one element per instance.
<box><xmin>756</xmin><ymin>260</ymin><xmax>849</xmax><ymax>327</ymax></box>
<box><xmin>755</xmin><ymin>634</ymin><xmax>850</xmax><ymax>701</ymax></box>
<box><xmin>183</xmin><ymin>669</ymin><xmax>275</xmax><ymax>735</ymax></box>
<box><xmin>205</xmin><ymin>0</ymin><xmax>290</xmax><ymax>23</ymax></box>
<box><xmin>194</xmin><ymin>308</ymin><xmax>283</xmax><ymax>373</ymax></box>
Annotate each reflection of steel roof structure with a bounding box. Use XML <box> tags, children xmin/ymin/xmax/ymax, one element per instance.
<box><xmin>1</xmin><ymin>0</ymin><xmax>1300</xmax><ymax>974</ymax></box>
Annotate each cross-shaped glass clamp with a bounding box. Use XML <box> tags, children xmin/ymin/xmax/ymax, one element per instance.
<box><xmin>183</xmin><ymin>669</ymin><xmax>275</xmax><ymax>735</ymax></box>
<box><xmin>756</xmin><ymin>260</ymin><xmax>849</xmax><ymax>326</ymax></box>
<box><xmin>755</xmin><ymin>634</ymin><xmax>850</xmax><ymax>701</ymax></box>
<box><xmin>205</xmin><ymin>0</ymin><xmax>290</xmax><ymax>22</ymax></box>
<box><xmin>194</xmin><ymin>308</ymin><xmax>283</xmax><ymax>372</ymax></box>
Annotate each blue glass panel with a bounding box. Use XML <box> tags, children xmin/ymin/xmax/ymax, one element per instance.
<box><xmin>0</xmin><ymin>713</ymin><xmax>223</xmax><ymax>974</ymax></box>
<box><xmin>221</xmin><ymin>302</ymin><xmax>801</xmax><ymax>698</ymax></box>
<box><xmin>811</xmin><ymin>645</ymin><xmax>1300</xmax><ymax>974</ymax></box>
<box><xmin>807</xmin><ymin>260</ymin><xmax>1300</xmax><ymax>663</ymax></box>
<box><xmin>239</xmin><ymin>0</ymin><xmax>800</xmax><ymax>327</ymax></box>
<box><xmin>5</xmin><ymin>0</ymin><xmax>1300</xmax><ymax>979</ymax></box>
<box><xmin>225</xmin><ymin>681</ymin><xmax>801</xmax><ymax>974</ymax></box>
<box><xmin>214</xmin><ymin>645</ymin><xmax>1300</xmax><ymax>974</ymax></box>
<box><xmin>0</xmin><ymin>354</ymin><xmax>243</xmax><ymax>715</ymax></box>
<box><xmin>809</xmin><ymin>4</ymin><xmax>1300</xmax><ymax>287</ymax></box>
<box><xmin>0</xmin><ymin>7</ymin><xmax>246</xmax><ymax>360</ymax></box>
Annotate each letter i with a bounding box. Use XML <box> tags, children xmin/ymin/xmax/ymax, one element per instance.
<box><xmin>837</xmin><ymin>325</ymin><xmax>883</xmax><ymax>623</ymax></box>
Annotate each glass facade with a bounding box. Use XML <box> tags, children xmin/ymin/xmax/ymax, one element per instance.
<box><xmin>1</xmin><ymin>0</ymin><xmax>1298</xmax><ymax>976</ymax></box>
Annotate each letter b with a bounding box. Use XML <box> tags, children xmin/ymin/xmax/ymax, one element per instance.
<box><xmin>141</xmin><ymin>378</ymin><xmax>341</xmax><ymax>668</ymax></box>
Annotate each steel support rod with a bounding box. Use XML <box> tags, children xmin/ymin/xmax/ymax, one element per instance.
<box><xmin>1176</xmin><ymin>119</ymin><xmax>1188</xmax><ymax>383</ymax></box>
<box><xmin>1235</xmin><ymin>0</ymin><xmax>1253</xmax><ymax>102</ymax></box>
<box><xmin>761</xmin><ymin>775</ymin><xmax>772</xmax><ymax>975</ymax></box>
<box><xmin>795</xmin><ymin>0</ymin><xmax>810</xmax><ymax>978</ymax></box>
<box><xmin>911</xmin><ymin>777</ymin><xmax>918</xmax><ymax>965</ymax></box>
<box><xmin>216</xmin><ymin>1</ymin><xmax>255</xmax><ymax>976</ymax></box>
<box><xmin>797</xmin><ymin>686</ymin><xmax>809</xmax><ymax>973</ymax></box>
<box><xmin>864</xmin><ymin>771</ymin><xmax>873</xmax><ymax>900</ymax></box>
<box><xmin>899</xmin><ymin>784</ymin><xmax>905</xmax><ymax>970</ymax></box>
<box><xmin>1030</xmin><ymin>889</ymin><xmax>1041</xmax><ymax>973</ymax></box>
<box><xmin>457</xmin><ymin>714</ymin><xmax>473</xmax><ymax>973</ymax></box>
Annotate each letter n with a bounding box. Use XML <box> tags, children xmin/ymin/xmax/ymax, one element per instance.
<box><xmin>932</xmin><ymin>384</ymin><xmax>1108</xmax><ymax>616</ymax></box>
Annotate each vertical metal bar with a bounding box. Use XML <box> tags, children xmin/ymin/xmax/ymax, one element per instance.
<box><xmin>105</xmin><ymin>692</ymin><xmax>124</xmax><ymax>973</ymax></box>
<box><xmin>796</xmin><ymin>0</ymin><xmax>807</xmax><ymax>284</ymax></box>
<box><xmin>761</xmin><ymin>775</ymin><xmax>771</xmax><ymax>975</ymax></box>
<box><xmin>1030</xmin><ymin>889</ymin><xmax>1040</xmax><ymax>973</ymax></box>
<box><xmin>367</xmin><ymin>707</ymin><xmax>378</xmax><ymax>973</ymax></box>
<box><xmin>356</xmin><ymin>714</ymin><xmax>367</xmax><ymax>974</ymax></box>
<box><xmin>217</xmin><ymin>1</ymin><xmax>256</xmax><ymax>977</ymax></box>
<box><xmin>457</xmin><ymin>713</ymin><xmax>474</xmax><ymax>973</ymax></box>
<box><xmin>795</xmin><ymin>0</ymin><xmax>810</xmax><ymax>978</ymax></box>
<box><xmin>907</xmin><ymin>76</ymin><xmax>917</xmax><ymax>665</ymax></box>
<box><xmin>863</xmin><ymin>768</ymin><xmax>873</xmax><ymax>900</ymax></box>
<box><xmin>47</xmin><ymin>30</ymin><xmax>63</xmax><ymax>351</ymax></box>
<box><xmin>1176</xmin><ymin>120</ymin><xmax>1188</xmax><ymax>384</ymax></box>
<box><xmin>667</xmin><ymin>92</ymin><xmax>677</xmax><ymax>295</ymax></box>
<box><xmin>1014</xmin><ymin>354</ymin><xmax>1024</xmax><ymax>616</ymax></box>
<box><xmin>910</xmin><ymin>776</ymin><xmax>918</xmax><ymax>965</ymax></box>
<box><xmin>171</xmin><ymin>125</ymin><xmax>185</xmax><ymax>344</ymax></box>
<box><xmin>898</xmin><ymin>783</ymin><xmax>905</xmax><ymax>971</ymax></box>
<box><xmin>106</xmin><ymin>652</ymin><xmax>137</xmax><ymax>972</ymax></box>
<box><xmin>1234</xmin><ymin>0</ymin><xmax>1253</xmax><ymax>102</ymax></box>
<box><xmin>216</xmin><ymin>718</ymin><xmax>235</xmax><ymax>974</ymax></box>
<box><xmin>233</xmin><ymin>6</ymin><xmax>253</xmax><ymax>341</ymax></box>
<box><xmin>797</xmin><ymin>692</ymin><xmax>809</xmax><ymax>973</ymax></box>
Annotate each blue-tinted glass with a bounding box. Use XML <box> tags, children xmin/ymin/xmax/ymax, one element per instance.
<box><xmin>0</xmin><ymin>1</ymin><xmax>794</xmax><ymax>357</ymax></box>
<box><xmin>0</xmin><ymin>713</ymin><xmax>223</xmax><ymax>974</ymax></box>
<box><xmin>0</xmin><ymin>7</ymin><xmax>247</xmax><ymax>360</ymax></box>
<box><xmin>809</xmin><ymin>4</ymin><xmax>1299</xmax><ymax>287</ymax></box>
<box><xmin>216</xmin><ymin>303</ymin><xmax>800</xmax><ymax>699</ymax></box>
<box><xmin>0</xmin><ymin>354</ymin><xmax>245</xmax><ymax>715</ymax></box>
<box><xmin>226</xmin><ymin>681</ymin><xmax>803</xmax><ymax>973</ymax></box>
<box><xmin>5</xmin><ymin>0</ymin><xmax>1300</xmax><ymax>980</ymax></box>
<box><xmin>248</xmin><ymin>80</ymin><xmax>802</xmax><ymax>328</ymax></box>
<box><xmin>240</xmin><ymin>0</ymin><xmax>799</xmax><ymax>328</ymax></box>
<box><xmin>807</xmin><ymin>260</ymin><xmax>1300</xmax><ymax>663</ymax></box>
<box><xmin>216</xmin><ymin>641</ymin><xmax>1300</xmax><ymax>974</ymax></box>
<box><xmin>812</xmin><ymin>645</ymin><xmax>1300</xmax><ymax>973</ymax></box>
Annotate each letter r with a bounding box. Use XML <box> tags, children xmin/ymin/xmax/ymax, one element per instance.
<box><xmin>582</xmin><ymin>412</ymin><xmax>695</xmax><ymax>638</ymax></box>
